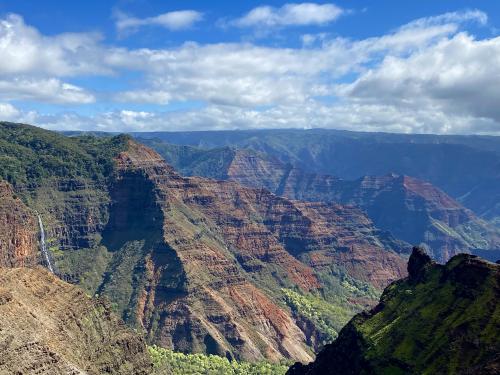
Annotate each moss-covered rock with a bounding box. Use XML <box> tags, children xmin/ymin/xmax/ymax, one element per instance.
<box><xmin>287</xmin><ymin>247</ymin><xmax>500</xmax><ymax>374</ymax></box>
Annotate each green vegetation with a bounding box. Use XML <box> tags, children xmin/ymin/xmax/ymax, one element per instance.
<box><xmin>306</xmin><ymin>252</ymin><xmax>500</xmax><ymax>374</ymax></box>
<box><xmin>0</xmin><ymin>122</ymin><xmax>129</xmax><ymax>187</ymax></box>
<box><xmin>282</xmin><ymin>288</ymin><xmax>351</xmax><ymax>344</ymax></box>
<box><xmin>138</xmin><ymin>138</ymin><xmax>236</xmax><ymax>179</ymax></box>
<box><xmin>149</xmin><ymin>346</ymin><xmax>289</xmax><ymax>375</ymax></box>
<box><xmin>56</xmin><ymin>245</ymin><xmax>112</xmax><ymax>294</ymax></box>
<box><xmin>356</xmin><ymin>255</ymin><xmax>500</xmax><ymax>373</ymax></box>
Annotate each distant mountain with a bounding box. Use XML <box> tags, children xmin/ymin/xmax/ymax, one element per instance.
<box><xmin>132</xmin><ymin>129</ymin><xmax>500</xmax><ymax>196</ymax></box>
<box><xmin>132</xmin><ymin>129</ymin><xmax>500</xmax><ymax>227</ymax></box>
<box><xmin>68</xmin><ymin>128</ymin><xmax>500</xmax><ymax>226</ymax></box>
<box><xmin>0</xmin><ymin>267</ymin><xmax>152</xmax><ymax>374</ymax></box>
<box><xmin>139</xmin><ymin>142</ymin><xmax>500</xmax><ymax>262</ymax></box>
<box><xmin>287</xmin><ymin>247</ymin><xmax>500</xmax><ymax>375</ymax></box>
<box><xmin>0</xmin><ymin>122</ymin><xmax>408</xmax><ymax>362</ymax></box>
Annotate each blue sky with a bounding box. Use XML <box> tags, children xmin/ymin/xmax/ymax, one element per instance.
<box><xmin>0</xmin><ymin>1</ymin><xmax>499</xmax><ymax>134</ymax></box>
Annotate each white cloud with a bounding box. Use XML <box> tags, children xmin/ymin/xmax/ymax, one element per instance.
<box><xmin>1</xmin><ymin>9</ymin><xmax>500</xmax><ymax>135</ymax></box>
<box><xmin>232</xmin><ymin>3</ymin><xmax>343</xmax><ymax>28</ymax></box>
<box><xmin>0</xmin><ymin>14</ymin><xmax>108</xmax><ymax>76</ymax></box>
<box><xmin>0</xmin><ymin>78</ymin><xmax>94</xmax><ymax>104</ymax></box>
<box><xmin>0</xmin><ymin>14</ymin><xmax>99</xmax><ymax>104</ymax></box>
<box><xmin>107</xmin><ymin>11</ymin><xmax>468</xmax><ymax>108</ymax></box>
<box><xmin>114</xmin><ymin>10</ymin><xmax>203</xmax><ymax>33</ymax></box>
<box><xmin>0</xmin><ymin>103</ymin><xmax>20</xmax><ymax>120</ymax></box>
<box><xmin>342</xmin><ymin>32</ymin><xmax>500</xmax><ymax>125</ymax></box>
<box><xmin>10</xmin><ymin>100</ymin><xmax>498</xmax><ymax>135</ymax></box>
<box><xmin>401</xmin><ymin>9</ymin><xmax>487</xmax><ymax>30</ymax></box>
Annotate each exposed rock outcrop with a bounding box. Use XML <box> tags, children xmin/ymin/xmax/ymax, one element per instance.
<box><xmin>0</xmin><ymin>181</ymin><xmax>38</xmax><ymax>267</ymax></box>
<box><xmin>0</xmin><ymin>124</ymin><xmax>411</xmax><ymax>362</ymax></box>
<box><xmin>162</xmin><ymin>146</ymin><xmax>500</xmax><ymax>263</ymax></box>
<box><xmin>98</xmin><ymin>141</ymin><xmax>408</xmax><ymax>362</ymax></box>
<box><xmin>0</xmin><ymin>267</ymin><xmax>152</xmax><ymax>375</ymax></box>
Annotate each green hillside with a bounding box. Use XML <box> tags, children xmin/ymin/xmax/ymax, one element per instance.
<box><xmin>288</xmin><ymin>247</ymin><xmax>500</xmax><ymax>374</ymax></box>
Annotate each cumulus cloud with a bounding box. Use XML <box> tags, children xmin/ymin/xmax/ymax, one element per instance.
<box><xmin>109</xmin><ymin>11</ymin><xmax>470</xmax><ymax>108</ymax></box>
<box><xmin>9</xmin><ymin>100</ymin><xmax>497</xmax><ymax>135</ymax></box>
<box><xmin>0</xmin><ymin>103</ymin><xmax>21</xmax><ymax>120</ymax></box>
<box><xmin>232</xmin><ymin>3</ymin><xmax>343</xmax><ymax>28</ymax></box>
<box><xmin>0</xmin><ymin>14</ymin><xmax>107</xmax><ymax>76</ymax></box>
<box><xmin>342</xmin><ymin>32</ymin><xmax>500</xmax><ymax>126</ymax></box>
<box><xmin>0</xmin><ymin>14</ymin><xmax>99</xmax><ymax>105</ymax></box>
<box><xmin>1</xmin><ymin>9</ymin><xmax>500</xmax><ymax>135</ymax></box>
<box><xmin>114</xmin><ymin>10</ymin><xmax>203</xmax><ymax>33</ymax></box>
<box><xmin>0</xmin><ymin>78</ymin><xmax>94</xmax><ymax>104</ymax></box>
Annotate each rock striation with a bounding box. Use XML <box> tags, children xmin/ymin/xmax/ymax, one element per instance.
<box><xmin>0</xmin><ymin>267</ymin><xmax>152</xmax><ymax>375</ymax></box>
<box><xmin>96</xmin><ymin>141</ymin><xmax>408</xmax><ymax>362</ymax></box>
<box><xmin>157</xmin><ymin>146</ymin><xmax>500</xmax><ymax>263</ymax></box>
<box><xmin>0</xmin><ymin>180</ymin><xmax>38</xmax><ymax>267</ymax></box>
<box><xmin>0</xmin><ymin>123</ymin><xmax>411</xmax><ymax>362</ymax></box>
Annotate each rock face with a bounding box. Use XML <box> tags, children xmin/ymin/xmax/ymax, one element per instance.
<box><xmin>0</xmin><ymin>267</ymin><xmax>152</xmax><ymax>375</ymax></box>
<box><xmin>226</xmin><ymin>153</ymin><xmax>500</xmax><ymax>262</ymax></box>
<box><xmin>151</xmin><ymin>145</ymin><xmax>499</xmax><ymax>263</ymax></box>
<box><xmin>318</xmin><ymin>174</ymin><xmax>500</xmax><ymax>262</ymax></box>
<box><xmin>0</xmin><ymin>180</ymin><xmax>38</xmax><ymax>267</ymax></box>
<box><xmin>104</xmin><ymin>144</ymin><xmax>403</xmax><ymax>360</ymax></box>
<box><xmin>98</xmin><ymin>141</ymin><xmax>408</xmax><ymax>362</ymax></box>
<box><xmin>0</xmin><ymin>123</ymin><xmax>410</xmax><ymax>362</ymax></box>
<box><xmin>135</xmin><ymin>128</ymin><xmax>500</xmax><ymax>202</ymax></box>
<box><xmin>287</xmin><ymin>247</ymin><xmax>500</xmax><ymax>375</ymax></box>
<box><xmin>140</xmin><ymin>132</ymin><xmax>500</xmax><ymax>261</ymax></box>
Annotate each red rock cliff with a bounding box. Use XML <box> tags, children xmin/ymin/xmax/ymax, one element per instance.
<box><xmin>0</xmin><ymin>181</ymin><xmax>38</xmax><ymax>267</ymax></box>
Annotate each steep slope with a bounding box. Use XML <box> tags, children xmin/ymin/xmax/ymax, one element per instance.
<box><xmin>460</xmin><ymin>173</ymin><xmax>500</xmax><ymax>227</ymax></box>
<box><xmin>287</xmin><ymin>248</ymin><xmax>500</xmax><ymax>375</ymax></box>
<box><xmin>143</xmin><ymin>143</ymin><xmax>500</xmax><ymax>262</ymax></box>
<box><xmin>0</xmin><ymin>180</ymin><xmax>38</xmax><ymax>267</ymax></box>
<box><xmin>136</xmin><ymin>139</ymin><xmax>237</xmax><ymax>180</ymax></box>
<box><xmin>0</xmin><ymin>122</ymin><xmax>409</xmax><ymax>362</ymax></box>
<box><xmin>101</xmin><ymin>141</ymin><xmax>408</xmax><ymax>362</ymax></box>
<box><xmin>0</xmin><ymin>267</ymin><xmax>152</xmax><ymax>375</ymax></box>
<box><xmin>133</xmin><ymin>129</ymin><xmax>500</xmax><ymax>224</ymax></box>
<box><xmin>314</xmin><ymin>174</ymin><xmax>500</xmax><ymax>262</ymax></box>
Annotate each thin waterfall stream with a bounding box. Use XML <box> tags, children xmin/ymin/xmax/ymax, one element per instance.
<box><xmin>37</xmin><ymin>213</ymin><xmax>55</xmax><ymax>274</ymax></box>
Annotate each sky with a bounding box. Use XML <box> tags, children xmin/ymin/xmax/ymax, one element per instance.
<box><xmin>0</xmin><ymin>0</ymin><xmax>499</xmax><ymax>134</ymax></box>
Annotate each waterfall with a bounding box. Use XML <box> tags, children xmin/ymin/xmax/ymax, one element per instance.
<box><xmin>37</xmin><ymin>213</ymin><xmax>54</xmax><ymax>274</ymax></box>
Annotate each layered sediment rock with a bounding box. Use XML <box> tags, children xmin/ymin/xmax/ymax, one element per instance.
<box><xmin>0</xmin><ymin>267</ymin><xmax>152</xmax><ymax>375</ymax></box>
<box><xmin>222</xmin><ymin>151</ymin><xmax>500</xmax><ymax>262</ymax></box>
<box><xmin>0</xmin><ymin>181</ymin><xmax>38</xmax><ymax>267</ymax></box>
<box><xmin>0</xmin><ymin>123</ymin><xmax>411</xmax><ymax>362</ymax></box>
<box><xmin>99</xmin><ymin>141</ymin><xmax>408</xmax><ymax>362</ymax></box>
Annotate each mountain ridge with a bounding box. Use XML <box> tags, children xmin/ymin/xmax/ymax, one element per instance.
<box><xmin>0</xmin><ymin>122</ymin><xmax>409</xmax><ymax>362</ymax></box>
<box><xmin>287</xmin><ymin>247</ymin><xmax>500</xmax><ymax>375</ymax></box>
<box><xmin>138</xmin><ymin>141</ymin><xmax>500</xmax><ymax>262</ymax></box>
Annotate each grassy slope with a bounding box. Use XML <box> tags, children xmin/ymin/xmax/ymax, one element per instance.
<box><xmin>290</xmin><ymin>250</ymin><xmax>500</xmax><ymax>374</ymax></box>
<box><xmin>0</xmin><ymin>122</ymin><xmax>129</xmax><ymax>187</ymax></box>
<box><xmin>0</xmin><ymin>122</ymin><xmax>131</xmax><ymax>293</ymax></box>
<box><xmin>359</xmin><ymin>255</ymin><xmax>500</xmax><ymax>374</ymax></box>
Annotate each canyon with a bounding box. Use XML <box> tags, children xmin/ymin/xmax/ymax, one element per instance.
<box><xmin>1</xmin><ymin>122</ymin><xmax>499</xmax><ymax>372</ymax></box>
<box><xmin>138</xmin><ymin>142</ymin><xmax>500</xmax><ymax>262</ymax></box>
<box><xmin>0</xmin><ymin>122</ymin><xmax>409</xmax><ymax>363</ymax></box>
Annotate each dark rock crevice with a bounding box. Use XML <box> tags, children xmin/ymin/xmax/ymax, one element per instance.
<box><xmin>99</xmin><ymin>170</ymin><xmax>188</xmax><ymax>330</ymax></box>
